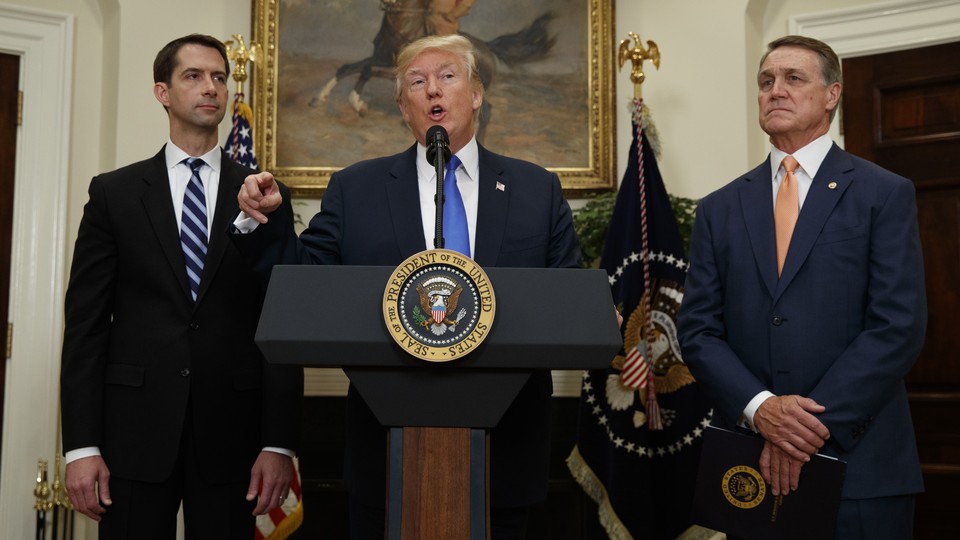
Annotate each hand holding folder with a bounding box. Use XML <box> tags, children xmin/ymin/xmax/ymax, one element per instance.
<box><xmin>692</xmin><ymin>426</ymin><xmax>846</xmax><ymax>540</ymax></box>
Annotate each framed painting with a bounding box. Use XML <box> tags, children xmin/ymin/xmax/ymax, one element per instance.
<box><xmin>252</xmin><ymin>0</ymin><xmax>616</xmax><ymax>196</ymax></box>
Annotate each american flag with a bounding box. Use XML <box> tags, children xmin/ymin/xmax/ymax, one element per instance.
<box><xmin>254</xmin><ymin>459</ymin><xmax>304</xmax><ymax>540</ymax></box>
<box><xmin>226</xmin><ymin>93</ymin><xmax>258</xmax><ymax>170</ymax></box>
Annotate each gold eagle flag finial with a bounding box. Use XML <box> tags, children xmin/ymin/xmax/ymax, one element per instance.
<box><xmin>223</xmin><ymin>33</ymin><xmax>262</xmax><ymax>96</ymax></box>
<box><xmin>618</xmin><ymin>32</ymin><xmax>660</xmax><ymax>99</ymax></box>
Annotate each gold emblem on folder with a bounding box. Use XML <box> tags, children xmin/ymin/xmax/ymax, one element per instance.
<box><xmin>721</xmin><ymin>465</ymin><xmax>767</xmax><ymax>509</ymax></box>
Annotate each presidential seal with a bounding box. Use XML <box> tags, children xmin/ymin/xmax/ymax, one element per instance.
<box><xmin>721</xmin><ymin>465</ymin><xmax>766</xmax><ymax>509</ymax></box>
<box><xmin>383</xmin><ymin>249</ymin><xmax>495</xmax><ymax>361</ymax></box>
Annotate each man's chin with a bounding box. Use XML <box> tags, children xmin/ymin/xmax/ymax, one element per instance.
<box><xmin>760</xmin><ymin>119</ymin><xmax>794</xmax><ymax>136</ymax></box>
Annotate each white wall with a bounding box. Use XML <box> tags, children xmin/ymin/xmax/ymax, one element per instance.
<box><xmin>0</xmin><ymin>0</ymin><xmax>933</xmax><ymax>537</ymax></box>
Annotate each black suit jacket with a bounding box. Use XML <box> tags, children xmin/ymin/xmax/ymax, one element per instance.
<box><xmin>61</xmin><ymin>147</ymin><xmax>303</xmax><ymax>484</ymax></box>
<box><xmin>233</xmin><ymin>143</ymin><xmax>581</xmax><ymax>506</ymax></box>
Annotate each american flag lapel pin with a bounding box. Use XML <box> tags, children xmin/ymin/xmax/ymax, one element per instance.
<box><xmin>496</xmin><ymin>181</ymin><xmax>505</xmax><ymax>192</ymax></box>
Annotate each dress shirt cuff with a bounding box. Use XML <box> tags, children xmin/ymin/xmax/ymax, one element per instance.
<box><xmin>741</xmin><ymin>391</ymin><xmax>776</xmax><ymax>432</ymax></box>
<box><xmin>65</xmin><ymin>447</ymin><xmax>101</xmax><ymax>464</ymax></box>
<box><xmin>233</xmin><ymin>212</ymin><xmax>260</xmax><ymax>233</ymax></box>
<box><xmin>262</xmin><ymin>447</ymin><xmax>295</xmax><ymax>458</ymax></box>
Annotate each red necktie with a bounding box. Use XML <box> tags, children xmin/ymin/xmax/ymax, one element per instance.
<box><xmin>775</xmin><ymin>155</ymin><xmax>799</xmax><ymax>276</ymax></box>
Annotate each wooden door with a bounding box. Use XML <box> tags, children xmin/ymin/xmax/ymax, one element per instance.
<box><xmin>842</xmin><ymin>40</ymin><xmax>960</xmax><ymax>539</ymax></box>
<box><xmin>0</xmin><ymin>52</ymin><xmax>20</xmax><ymax>467</ymax></box>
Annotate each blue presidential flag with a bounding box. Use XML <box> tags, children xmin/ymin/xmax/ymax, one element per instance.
<box><xmin>568</xmin><ymin>99</ymin><xmax>714</xmax><ymax>539</ymax></box>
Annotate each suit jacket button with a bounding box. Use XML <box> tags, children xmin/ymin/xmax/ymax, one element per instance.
<box><xmin>189</xmin><ymin>323</ymin><xmax>199</xmax><ymax>330</ymax></box>
<box><xmin>180</xmin><ymin>368</ymin><xmax>190</xmax><ymax>377</ymax></box>
<box><xmin>771</xmin><ymin>315</ymin><xmax>782</xmax><ymax>326</ymax></box>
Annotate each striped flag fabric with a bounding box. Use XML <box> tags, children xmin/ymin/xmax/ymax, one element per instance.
<box><xmin>567</xmin><ymin>99</ymin><xmax>715</xmax><ymax>539</ymax></box>
<box><xmin>255</xmin><ymin>459</ymin><xmax>304</xmax><ymax>540</ymax></box>
<box><xmin>226</xmin><ymin>93</ymin><xmax>259</xmax><ymax>170</ymax></box>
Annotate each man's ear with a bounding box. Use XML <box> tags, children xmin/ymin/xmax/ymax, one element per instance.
<box><xmin>472</xmin><ymin>87</ymin><xmax>483</xmax><ymax>111</ymax></box>
<box><xmin>154</xmin><ymin>82</ymin><xmax>170</xmax><ymax>108</ymax></box>
<box><xmin>825</xmin><ymin>82</ymin><xmax>842</xmax><ymax>112</ymax></box>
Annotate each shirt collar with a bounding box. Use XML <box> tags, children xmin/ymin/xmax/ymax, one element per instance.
<box><xmin>769</xmin><ymin>134</ymin><xmax>832</xmax><ymax>180</ymax></box>
<box><xmin>164</xmin><ymin>140</ymin><xmax>222</xmax><ymax>173</ymax></box>
<box><xmin>416</xmin><ymin>136</ymin><xmax>479</xmax><ymax>183</ymax></box>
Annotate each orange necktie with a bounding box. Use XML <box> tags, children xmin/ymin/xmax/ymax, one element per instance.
<box><xmin>775</xmin><ymin>155</ymin><xmax>799</xmax><ymax>276</ymax></box>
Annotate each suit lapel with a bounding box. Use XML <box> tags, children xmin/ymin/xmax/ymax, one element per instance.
<box><xmin>141</xmin><ymin>147</ymin><xmax>193</xmax><ymax>301</ymax></box>
<box><xmin>774</xmin><ymin>144</ymin><xmax>853</xmax><ymax>300</ymax></box>
<box><xmin>474</xmin><ymin>145</ymin><xmax>508</xmax><ymax>267</ymax></box>
<box><xmin>387</xmin><ymin>145</ymin><xmax>429</xmax><ymax>257</ymax></box>
<box><xmin>740</xmin><ymin>160</ymin><xmax>778</xmax><ymax>299</ymax></box>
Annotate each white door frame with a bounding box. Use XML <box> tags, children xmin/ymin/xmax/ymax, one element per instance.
<box><xmin>0</xmin><ymin>4</ymin><xmax>72</xmax><ymax>540</ymax></box>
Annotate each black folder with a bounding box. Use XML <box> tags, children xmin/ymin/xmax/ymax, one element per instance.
<box><xmin>692</xmin><ymin>426</ymin><xmax>846</xmax><ymax>540</ymax></box>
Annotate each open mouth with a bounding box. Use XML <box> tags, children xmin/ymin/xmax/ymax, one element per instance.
<box><xmin>429</xmin><ymin>105</ymin><xmax>445</xmax><ymax>120</ymax></box>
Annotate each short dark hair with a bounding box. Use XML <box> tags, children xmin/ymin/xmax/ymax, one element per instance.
<box><xmin>761</xmin><ymin>35</ymin><xmax>842</xmax><ymax>86</ymax></box>
<box><xmin>153</xmin><ymin>34</ymin><xmax>229</xmax><ymax>84</ymax></box>
<box><xmin>760</xmin><ymin>35</ymin><xmax>842</xmax><ymax>121</ymax></box>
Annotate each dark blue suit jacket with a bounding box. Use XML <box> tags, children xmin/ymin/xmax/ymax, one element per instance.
<box><xmin>234</xmin><ymin>143</ymin><xmax>581</xmax><ymax>507</ymax></box>
<box><xmin>678</xmin><ymin>144</ymin><xmax>926</xmax><ymax>499</ymax></box>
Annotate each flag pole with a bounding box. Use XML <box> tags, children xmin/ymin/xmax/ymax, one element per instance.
<box><xmin>225</xmin><ymin>33</ymin><xmax>260</xmax><ymax>98</ymax></box>
<box><xmin>617</xmin><ymin>33</ymin><xmax>665</xmax><ymax>429</ymax></box>
<box><xmin>224</xmin><ymin>34</ymin><xmax>262</xmax><ymax>165</ymax></box>
<box><xmin>617</xmin><ymin>32</ymin><xmax>660</xmax><ymax>100</ymax></box>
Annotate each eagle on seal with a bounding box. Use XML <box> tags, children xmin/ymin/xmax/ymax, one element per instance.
<box><xmin>417</xmin><ymin>284</ymin><xmax>463</xmax><ymax>327</ymax></box>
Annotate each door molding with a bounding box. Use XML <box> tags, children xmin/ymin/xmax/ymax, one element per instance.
<box><xmin>790</xmin><ymin>0</ymin><xmax>960</xmax><ymax>144</ymax></box>
<box><xmin>791</xmin><ymin>0</ymin><xmax>960</xmax><ymax>58</ymax></box>
<box><xmin>0</xmin><ymin>5</ymin><xmax>72</xmax><ymax>540</ymax></box>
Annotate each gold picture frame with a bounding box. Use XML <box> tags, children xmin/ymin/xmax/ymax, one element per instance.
<box><xmin>252</xmin><ymin>0</ymin><xmax>615</xmax><ymax>196</ymax></box>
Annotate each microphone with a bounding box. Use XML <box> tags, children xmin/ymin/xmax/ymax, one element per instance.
<box><xmin>426</xmin><ymin>125</ymin><xmax>451</xmax><ymax>167</ymax></box>
<box><xmin>427</xmin><ymin>125</ymin><xmax>451</xmax><ymax>249</ymax></box>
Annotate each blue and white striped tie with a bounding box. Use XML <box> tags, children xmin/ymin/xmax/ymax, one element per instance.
<box><xmin>181</xmin><ymin>158</ymin><xmax>208</xmax><ymax>302</ymax></box>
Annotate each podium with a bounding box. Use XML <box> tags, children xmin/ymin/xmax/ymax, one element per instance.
<box><xmin>256</xmin><ymin>265</ymin><xmax>621</xmax><ymax>539</ymax></box>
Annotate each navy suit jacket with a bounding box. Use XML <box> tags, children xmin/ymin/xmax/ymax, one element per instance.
<box><xmin>677</xmin><ymin>144</ymin><xmax>926</xmax><ymax>499</ymax></box>
<box><xmin>233</xmin><ymin>143</ymin><xmax>581</xmax><ymax>507</ymax></box>
<box><xmin>61</xmin><ymin>147</ymin><xmax>303</xmax><ymax>484</ymax></box>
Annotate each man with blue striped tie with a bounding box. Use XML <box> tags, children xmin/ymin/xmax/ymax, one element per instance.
<box><xmin>60</xmin><ymin>34</ymin><xmax>302</xmax><ymax>539</ymax></box>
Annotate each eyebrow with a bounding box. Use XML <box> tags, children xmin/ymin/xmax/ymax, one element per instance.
<box><xmin>405</xmin><ymin>62</ymin><xmax>457</xmax><ymax>78</ymax></box>
<box><xmin>180</xmin><ymin>67</ymin><xmax>227</xmax><ymax>78</ymax></box>
<box><xmin>759</xmin><ymin>66</ymin><xmax>806</xmax><ymax>79</ymax></box>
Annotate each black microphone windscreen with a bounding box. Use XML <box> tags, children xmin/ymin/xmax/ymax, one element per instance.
<box><xmin>425</xmin><ymin>125</ymin><xmax>451</xmax><ymax>167</ymax></box>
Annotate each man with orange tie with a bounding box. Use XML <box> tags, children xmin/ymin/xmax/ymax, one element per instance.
<box><xmin>678</xmin><ymin>35</ymin><xmax>927</xmax><ymax>539</ymax></box>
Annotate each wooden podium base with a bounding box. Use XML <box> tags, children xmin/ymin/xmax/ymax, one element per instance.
<box><xmin>387</xmin><ymin>427</ymin><xmax>489</xmax><ymax>540</ymax></box>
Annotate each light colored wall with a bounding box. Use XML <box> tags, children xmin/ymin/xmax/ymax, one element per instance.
<box><xmin>0</xmin><ymin>0</ymin><xmax>899</xmax><ymax>537</ymax></box>
<box><xmin>615</xmin><ymin>0</ymin><xmax>876</xmax><ymax>198</ymax></box>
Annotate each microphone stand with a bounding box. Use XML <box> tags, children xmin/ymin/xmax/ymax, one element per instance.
<box><xmin>432</xmin><ymin>142</ymin><xmax>449</xmax><ymax>250</ymax></box>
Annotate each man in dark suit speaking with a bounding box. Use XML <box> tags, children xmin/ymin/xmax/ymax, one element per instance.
<box><xmin>678</xmin><ymin>35</ymin><xmax>927</xmax><ymax>539</ymax></box>
<box><xmin>233</xmin><ymin>34</ymin><xmax>581</xmax><ymax>539</ymax></box>
<box><xmin>60</xmin><ymin>34</ymin><xmax>303</xmax><ymax>538</ymax></box>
